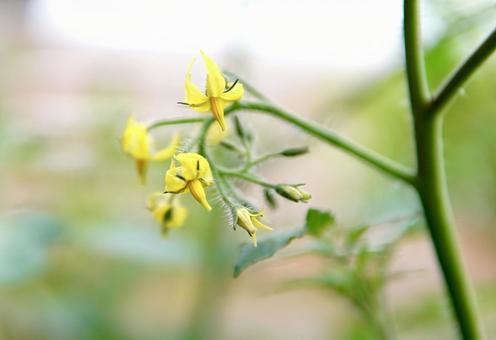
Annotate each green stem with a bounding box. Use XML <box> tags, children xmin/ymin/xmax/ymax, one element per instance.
<box><xmin>244</xmin><ymin>152</ymin><xmax>281</xmax><ymax>170</ymax></box>
<box><xmin>414</xmin><ymin>115</ymin><xmax>483</xmax><ymax>339</ymax></box>
<box><xmin>198</xmin><ymin>120</ymin><xmax>240</xmax><ymax>209</ymax></box>
<box><xmin>403</xmin><ymin>0</ymin><xmax>430</xmax><ymax>116</ymax></box>
<box><xmin>428</xmin><ymin>27</ymin><xmax>496</xmax><ymax>116</ymax></box>
<box><xmin>404</xmin><ymin>0</ymin><xmax>486</xmax><ymax>338</ymax></box>
<box><xmin>228</xmin><ymin>102</ymin><xmax>416</xmax><ymax>186</ymax></box>
<box><xmin>221</xmin><ymin>170</ymin><xmax>276</xmax><ymax>189</ymax></box>
<box><xmin>147</xmin><ymin>117</ymin><xmax>205</xmax><ymax>131</ymax></box>
<box><xmin>223</xmin><ymin>70</ymin><xmax>270</xmax><ymax>102</ymax></box>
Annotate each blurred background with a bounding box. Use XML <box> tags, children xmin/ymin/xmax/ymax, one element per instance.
<box><xmin>1</xmin><ymin>0</ymin><xmax>496</xmax><ymax>339</ymax></box>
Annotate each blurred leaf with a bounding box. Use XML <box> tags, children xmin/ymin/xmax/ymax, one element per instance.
<box><xmin>233</xmin><ymin>228</ymin><xmax>305</xmax><ymax>278</ymax></box>
<box><xmin>0</xmin><ymin>211</ymin><xmax>63</xmax><ymax>283</ymax></box>
<box><xmin>284</xmin><ymin>270</ymin><xmax>358</xmax><ymax>302</ymax></box>
<box><xmin>345</xmin><ymin>224</ymin><xmax>369</xmax><ymax>248</ymax></box>
<box><xmin>304</xmin><ymin>208</ymin><xmax>335</xmax><ymax>237</ymax></box>
<box><xmin>378</xmin><ymin>218</ymin><xmax>421</xmax><ymax>250</ymax></box>
<box><xmin>287</xmin><ymin>239</ymin><xmax>341</xmax><ymax>258</ymax></box>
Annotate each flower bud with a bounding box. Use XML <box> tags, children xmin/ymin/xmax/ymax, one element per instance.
<box><xmin>275</xmin><ymin>185</ymin><xmax>312</xmax><ymax>203</ymax></box>
<box><xmin>280</xmin><ymin>146</ymin><xmax>309</xmax><ymax>157</ymax></box>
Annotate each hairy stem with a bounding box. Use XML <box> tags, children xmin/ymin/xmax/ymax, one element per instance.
<box><xmin>227</xmin><ymin>102</ymin><xmax>417</xmax><ymax>186</ymax></box>
<box><xmin>220</xmin><ymin>170</ymin><xmax>276</xmax><ymax>189</ymax></box>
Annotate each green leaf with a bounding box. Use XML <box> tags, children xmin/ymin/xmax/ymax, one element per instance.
<box><xmin>233</xmin><ymin>228</ymin><xmax>305</xmax><ymax>278</ymax></box>
<box><xmin>233</xmin><ymin>208</ymin><xmax>335</xmax><ymax>277</ymax></box>
<box><xmin>345</xmin><ymin>224</ymin><xmax>369</xmax><ymax>248</ymax></box>
<box><xmin>304</xmin><ymin>208</ymin><xmax>335</xmax><ymax>237</ymax></box>
<box><xmin>283</xmin><ymin>270</ymin><xmax>358</xmax><ymax>302</ymax></box>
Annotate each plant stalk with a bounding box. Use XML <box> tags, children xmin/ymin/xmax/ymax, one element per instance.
<box><xmin>404</xmin><ymin>0</ymin><xmax>485</xmax><ymax>338</ymax></box>
<box><xmin>414</xmin><ymin>114</ymin><xmax>483</xmax><ymax>339</ymax></box>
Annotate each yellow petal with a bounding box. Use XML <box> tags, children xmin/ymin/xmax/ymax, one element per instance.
<box><xmin>153</xmin><ymin>203</ymin><xmax>171</xmax><ymax>223</ymax></box>
<box><xmin>237</xmin><ymin>208</ymin><xmax>255</xmax><ymax>230</ymax></box>
<box><xmin>190</xmin><ymin>100</ymin><xmax>211</xmax><ymax>113</ymax></box>
<box><xmin>201</xmin><ymin>51</ymin><xmax>225</xmax><ymax>97</ymax></box>
<box><xmin>207</xmin><ymin>122</ymin><xmax>228</xmax><ymax>144</ymax></box>
<box><xmin>154</xmin><ymin>203</ymin><xmax>187</xmax><ymax>229</ymax></box>
<box><xmin>210</xmin><ymin>97</ymin><xmax>226</xmax><ymax>131</ymax></box>
<box><xmin>253</xmin><ymin>217</ymin><xmax>273</xmax><ymax>231</ymax></box>
<box><xmin>167</xmin><ymin>204</ymin><xmax>187</xmax><ymax>228</ymax></box>
<box><xmin>122</xmin><ymin>116</ymin><xmax>151</xmax><ymax>159</ymax></box>
<box><xmin>220</xmin><ymin>82</ymin><xmax>244</xmax><ymax>102</ymax></box>
<box><xmin>175</xmin><ymin>153</ymin><xmax>210</xmax><ymax>180</ymax></box>
<box><xmin>153</xmin><ymin>134</ymin><xmax>180</xmax><ymax>161</ymax></box>
<box><xmin>164</xmin><ymin>163</ymin><xmax>188</xmax><ymax>193</ymax></box>
<box><xmin>185</xmin><ymin>59</ymin><xmax>209</xmax><ymax>108</ymax></box>
<box><xmin>187</xmin><ymin>179</ymin><xmax>212</xmax><ymax>211</ymax></box>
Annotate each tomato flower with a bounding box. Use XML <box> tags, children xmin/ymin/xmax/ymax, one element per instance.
<box><xmin>236</xmin><ymin>208</ymin><xmax>272</xmax><ymax>247</ymax></box>
<box><xmin>183</xmin><ymin>51</ymin><xmax>244</xmax><ymax>131</ymax></box>
<box><xmin>164</xmin><ymin>153</ymin><xmax>214</xmax><ymax>211</ymax></box>
<box><xmin>147</xmin><ymin>192</ymin><xmax>187</xmax><ymax>234</ymax></box>
<box><xmin>122</xmin><ymin>116</ymin><xmax>179</xmax><ymax>183</ymax></box>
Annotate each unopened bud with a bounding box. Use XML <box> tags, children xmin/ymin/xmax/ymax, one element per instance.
<box><xmin>263</xmin><ymin>188</ymin><xmax>278</xmax><ymax>209</ymax></box>
<box><xmin>275</xmin><ymin>185</ymin><xmax>312</xmax><ymax>203</ymax></box>
<box><xmin>280</xmin><ymin>146</ymin><xmax>309</xmax><ymax>157</ymax></box>
<box><xmin>220</xmin><ymin>141</ymin><xmax>240</xmax><ymax>152</ymax></box>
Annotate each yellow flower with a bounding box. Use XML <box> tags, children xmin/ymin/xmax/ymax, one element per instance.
<box><xmin>147</xmin><ymin>192</ymin><xmax>187</xmax><ymax>234</ymax></box>
<box><xmin>236</xmin><ymin>208</ymin><xmax>273</xmax><ymax>247</ymax></box>
<box><xmin>122</xmin><ymin>116</ymin><xmax>180</xmax><ymax>183</ymax></box>
<box><xmin>164</xmin><ymin>153</ymin><xmax>214</xmax><ymax>211</ymax></box>
<box><xmin>184</xmin><ymin>51</ymin><xmax>244</xmax><ymax>131</ymax></box>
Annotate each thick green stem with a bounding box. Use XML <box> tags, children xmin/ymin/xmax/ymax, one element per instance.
<box><xmin>404</xmin><ymin>0</ymin><xmax>486</xmax><ymax>338</ymax></box>
<box><xmin>403</xmin><ymin>0</ymin><xmax>430</xmax><ymax>115</ymax></box>
<box><xmin>414</xmin><ymin>115</ymin><xmax>483</xmax><ymax>339</ymax></box>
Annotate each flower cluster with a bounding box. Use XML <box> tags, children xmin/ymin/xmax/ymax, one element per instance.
<box><xmin>121</xmin><ymin>51</ymin><xmax>311</xmax><ymax>245</ymax></box>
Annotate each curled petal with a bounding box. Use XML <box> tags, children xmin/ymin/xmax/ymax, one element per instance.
<box><xmin>153</xmin><ymin>134</ymin><xmax>180</xmax><ymax>161</ymax></box>
<box><xmin>201</xmin><ymin>51</ymin><xmax>226</xmax><ymax>97</ymax></box>
<box><xmin>252</xmin><ymin>217</ymin><xmax>273</xmax><ymax>231</ymax></box>
<box><xmin>236</xmin><ymin>208</ymin><xmax>272</xmax><ymax>247</ymax></box>
<box><xmin>122</xmin><ymin>116</ymin><xmax>151</xmax><ymax>159</ymax></box>
<box><xmin>175</xmin><ymin>153</ymin><xmax>210</xmax><ymax>180</ymax></box>
<box><xmin>220</xmin><ymin>82</ymin><xmax>244</xmax><ymax>102</ymax></box>
<box><xmin>187</xmin><ymin>179</ymin><xmax>212</xmax><ymax>211</ymax></box>
<box><xmin>164</xmin><ymin>164</ymin><xmax>188</xmax><ymax>193</ymax></box>
<box><xmin>185</xmin><ymin>59</ymin><xmax>209</xmax><ymax>108</ymax></box>
<box><xmin>210</xmin><ymin>97</ymin><xmax>227</xmax><ymax>131</ymax></box>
